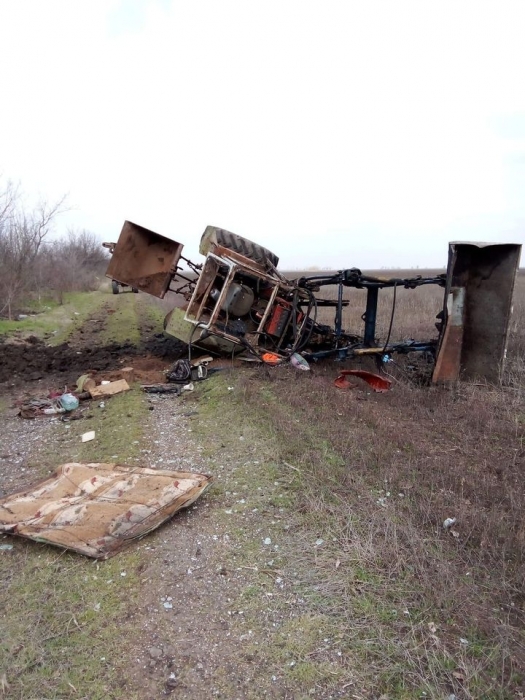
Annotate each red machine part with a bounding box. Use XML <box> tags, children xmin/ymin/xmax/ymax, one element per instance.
<box><xmin>265</xmin><ymin>299</ymin><xmax>292</xmax><ymax>338</ymax></box>
<box><xmin>334</xmin><ymin>370</ymin><xmax>392</xmax><ymax>393</ymax></box>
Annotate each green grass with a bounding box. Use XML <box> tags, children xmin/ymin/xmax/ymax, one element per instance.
<box><xmin>66</xmin><ymin>389</ymin><xmax>146</xmax><ymax>464</ymax></box>
<box><xmin>100</xmin><ymin>293</ymin><xmax>141</xmax><ymax>345</ymax></box>
<box><xmin>1</xmin><ymin>543</ymin><xmax>142</xmax><ymax>700</ymax></box>
<box><xmin>186</xmin><ymin>375</ymin><xmax>358</xmax><ymax>696</ymax></box>
<box><xmin>139</xmin><ymin>298</ymin><xmax>166</xmax><ymax>326</ymax></box>
<box><xmin>0</xmin><ymin>291</ymin><xmax>108</xmax><ymax>344</ymax></box>
<box><xmin>0</xmin><ymin>383</ymin><xmax>150</xmax><ymax>698</ymax></box>
<box><xmin>212</xmin><ymin>367</ymin><xmax>525</xmax><ymax>699</ymax></box>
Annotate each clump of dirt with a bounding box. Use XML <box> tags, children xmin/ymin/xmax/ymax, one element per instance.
<box><xmin>0</xmin><ymin>334</ymin><xmax>188</xmax><ymax>385</ymax></box>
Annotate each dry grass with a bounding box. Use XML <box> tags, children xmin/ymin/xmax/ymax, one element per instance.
<box><xmin>284</xmin><ymin>268</ymin><xmax>446</xmax><ymax>342</ymax></box>
<box><xmin>233</xmin><ymin>270</ymin><xmax>525</xmax><ymax>698</ymax></box>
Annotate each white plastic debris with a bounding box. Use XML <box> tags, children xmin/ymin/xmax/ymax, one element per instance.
<box><xmin>443</xmin><ymin>517</ymin><xmax>457</xmax><ymax>529</ymax></box>
<box><xmin>81</xmin><ymin>431</ymin><xmax>96</xmax><ymax>443</ymax></box>
<box><xmin>290</xmin><ymin>353</ymin><xmax>310</xmax><ymax>371</ymax></box>
<box><xmin>263</xmin><ymin>537</ymin><xmax>272</xmax><ymax>545</ymax></box>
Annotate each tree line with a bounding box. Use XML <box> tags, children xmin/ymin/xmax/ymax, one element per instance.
<box><xmin>0</xmin><ymin>180</ymin><xmax>109</xmax><ymax>319</ymax></box>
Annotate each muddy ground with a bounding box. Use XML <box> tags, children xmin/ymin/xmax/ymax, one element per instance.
<box><xmin>0</xmin><ymin>303</ymin><xmax>188</xmax><ymax>386</ymax></box>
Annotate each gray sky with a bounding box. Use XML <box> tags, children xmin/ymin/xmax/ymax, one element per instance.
<box><xmin>1</xmin><ymin>0</ymin><xmax>524</xmax><ymax>269</ymax></box>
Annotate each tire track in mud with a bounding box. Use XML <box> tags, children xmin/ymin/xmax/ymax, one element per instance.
<box><xmin>0</xmin><ymin>297</ymin><xmax>186</xmax><ymax>387</ymax></box>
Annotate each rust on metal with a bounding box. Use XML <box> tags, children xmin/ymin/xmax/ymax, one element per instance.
<box><xmin>105</xmin><ymin>221</ymin><xmax>184</xmax><ymax>298</ymax></box>
<box><xmin>104</xmin><ymin>221</ymin><xmax>521</xmax><ymax>385</ymax></box>
<box><xmin>0</xmin><ymin>462</ymin><xmax>212</xmax><ymax>559</ymax></box>
<box><xmin>433</xmin><ymin>242</ymin><xmax>522</xmax><ymax>383</ymax></box>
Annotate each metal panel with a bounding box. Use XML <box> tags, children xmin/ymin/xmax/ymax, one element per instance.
<box><xmin>106</xmin><ymin>221</ymin><xmax>184</xmax><ymax>298</ymax></box>
<box><xmin>433</xmin><ymin>242</ymin><xmax>521</xmax><ymax>383</ymax></box>
<box><xmin>0</xmin><ymin>463</ymin><xmax>212</xmax><ymax>559</ymax></box>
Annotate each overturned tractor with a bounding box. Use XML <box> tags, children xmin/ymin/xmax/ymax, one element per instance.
<box><xmin>105</xmin><ymin>221</ymin><xmax>521</xmax><ymax>384</ymax></box>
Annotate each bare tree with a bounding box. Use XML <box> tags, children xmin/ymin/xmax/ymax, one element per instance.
<box><xmin>0</xmin><ymin>191</ymin><xmax>67</xmax><ymax>318</ymax></box>
<box><xmin>36</xmin><ymin>228</ymin><xmax>109</xmax><ymax>304</ymax></box>
<box><xmin>0</xmin><ymin>179</ymin><xmax>19</xmax><ymax>235</ymax></box>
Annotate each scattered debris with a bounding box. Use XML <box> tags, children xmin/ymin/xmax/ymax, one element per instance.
<box><xmin>0</xmin><ymin>543</ymin><xmax>14</xmax><ymax>551</ymax></box>
<box><xmin>335</xmin><ymin>369</ymin><xmax>392</xmax><ymax>392</ymax></box>
<box><xmin>18</xmin><ymin>393</ymin><xmax>77</xmax><ymax>419</ymax></box>
<box><xmin>261</xmin><ymin>352</ymin><xmax>283</xmax><ymax>365</ymax></box>
<box><xmin>443</xmin><ymin>517</ymin><xmax>457</xmax><ymax>530</ymax></box>
<box><xmin>81</xmin><ymin>431</ymin><xmax>96</xmax><ymax>442</ymax></box>
<box><xmin>166</xmin><ymin>672</ymin><xmax>178</xmax><ymax>689</ymax></box>
<box><xmin>167</xmin><ymin>358</ymin><xmax>212</xmax><ymax>383</ymax></box>
<box><xmin>76</xmin><ymin>374</ymin><xmax>96</xmax><ymax>393</ymax></box>
<box><xmin>192</xmin><ymin>355</ymin><xmax>213</xmax><ymax>366</ymax></box>
<box><xmin>89</xmin><ymin>379</ymin><xmax>130</xmax><ymax>398</ymax></box>
<box><xmin>59</xmin><ymin>393</ymin><xmax>80</xmax><ymax>411</ymax></box>
<box><xmin>290</xmin><ymin>353</ymin><xmax>310</xmax><ymax>370</ymax></box>
<box><xmin>166</xmin><ymin>359</ymin><xmax>192</xmax><ymax>383</ymax></box>
<box><xmin>42</xmin><ymin>405</ymin><xmax>66</xmax><ymax>416</ymax></box>
<box><xmin>120</xmin><ymin>366</ymin><xmax>135</xmax><ymax>383</ymax></box>
<box><xmin>142</xmin><ymin>384</ymin><xmax>181</xmax><ymax>395</ymax></box>
<box><xmin>191</xmin><ymin>364</ymin><xmax>208</xmax><ymax>381</ymax></box>
<box><xmin>0</xmin><ymin>462</ymin><xmax>213</xmax><ymax>559</ymax></box>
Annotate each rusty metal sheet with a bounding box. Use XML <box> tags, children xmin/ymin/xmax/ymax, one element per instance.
<box><xmin>433</xmin><ymin>242</ymin><xmax>521</xmax><ymax>383</ymax></box>
<box><xmin>106</xmin><ymin>221</ymin><xmax>184</xmax><ymax>298</ymax></box>
<box><xmin>0</xmin><ymin>463</ymin><xmax>212</xmax><ymax>559</ymax></box>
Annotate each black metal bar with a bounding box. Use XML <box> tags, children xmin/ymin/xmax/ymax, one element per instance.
<box><xmin>298</xmin><ymin>299</ymin><xmax>349</xmax><ymax>307</ymax></box>
<box><xmin>334</xmin><ymin>283</ymin><xmax>344</xmax><ymax>338</ymax></box>
<box><xmin>364</xmin><ymin>287</ymin><xmax>379</xmax><ymax>346</ymax></box>
<box><xmin>304</xmin><ymin>339</ymin><xmax>437</xmax><ymax>361</ymax></box>
<box><xmin>174</xmin><ymin>272</ymin><xmax>196</xmax><ymax>284</ymax></box>
<box><xmin>297</xmin><ymin>272</ymin><xmax>446</xmax><ymax>290</ymax></box>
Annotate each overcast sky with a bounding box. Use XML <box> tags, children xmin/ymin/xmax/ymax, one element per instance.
<box><xmin>1</xmin><ymin>0</ymin><xmax>524</xmax><ymax>269</ymax></box>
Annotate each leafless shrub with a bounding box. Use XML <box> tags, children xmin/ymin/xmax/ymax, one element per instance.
<box><xmin>0</xmin><ymin>190</ymin><xmax>67</xmax><ymax>318</ymax></box>
<box><xmin>35</xmin><ymin>228</ymin><xmax>109</xmax><ymax>304</ymax></box>
<box><xmin>0</xmin><ymin>178</ymin><xmax>111</xmax><ymax>316</ymax></box>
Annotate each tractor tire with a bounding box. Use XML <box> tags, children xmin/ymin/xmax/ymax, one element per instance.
<box><xmin>112</xmin><ymin>280</ymin><xmax>119</xmax><ymax>294</ymax></box>
<box><xmin>199</xmin><ymin>226</ymin><xmax>279</xmax><ymax>269</ymax></box>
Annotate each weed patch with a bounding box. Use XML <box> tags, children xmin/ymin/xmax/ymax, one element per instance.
<box><xmin>0</xmin><ymin>291</ymin><xmax>108</xmax><ymax>344</ymax></box>
<box><xmin>231</xmin><ymin>365</ymin><xmax>525</xmax><ymax>698</ymax></box>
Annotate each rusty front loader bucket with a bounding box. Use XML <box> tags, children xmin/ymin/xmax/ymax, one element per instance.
<box><xmin>433</xmin><ymin>242</ymin><xmax>521</xmax><ymax>384</ymax></box>
<box><xmin>105</xmin><ymin>221</ymin><xmax>184</xmax><ymax>298</ymax></box>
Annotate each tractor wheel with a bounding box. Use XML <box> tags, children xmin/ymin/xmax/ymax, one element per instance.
<box><xmin>199</xmin><ymin>226</ymin><xmax>279</xmax><ymax>269</ymax></box>
<box><xmin>112</xmin><ymin>280</ymin><xmax>119</xmax><ymax>294</ymax></box>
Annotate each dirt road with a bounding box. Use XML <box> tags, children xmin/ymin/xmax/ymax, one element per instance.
<box><xmin>0</xmin><ymin>294</ymin><xmax>350</xmax><ymax>699</ymax></box>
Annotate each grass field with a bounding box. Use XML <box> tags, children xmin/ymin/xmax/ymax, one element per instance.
<box><xmin>1</xmin><ymin>270</ymin><xmax>524</xmax><ymax>698</ymax></box>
